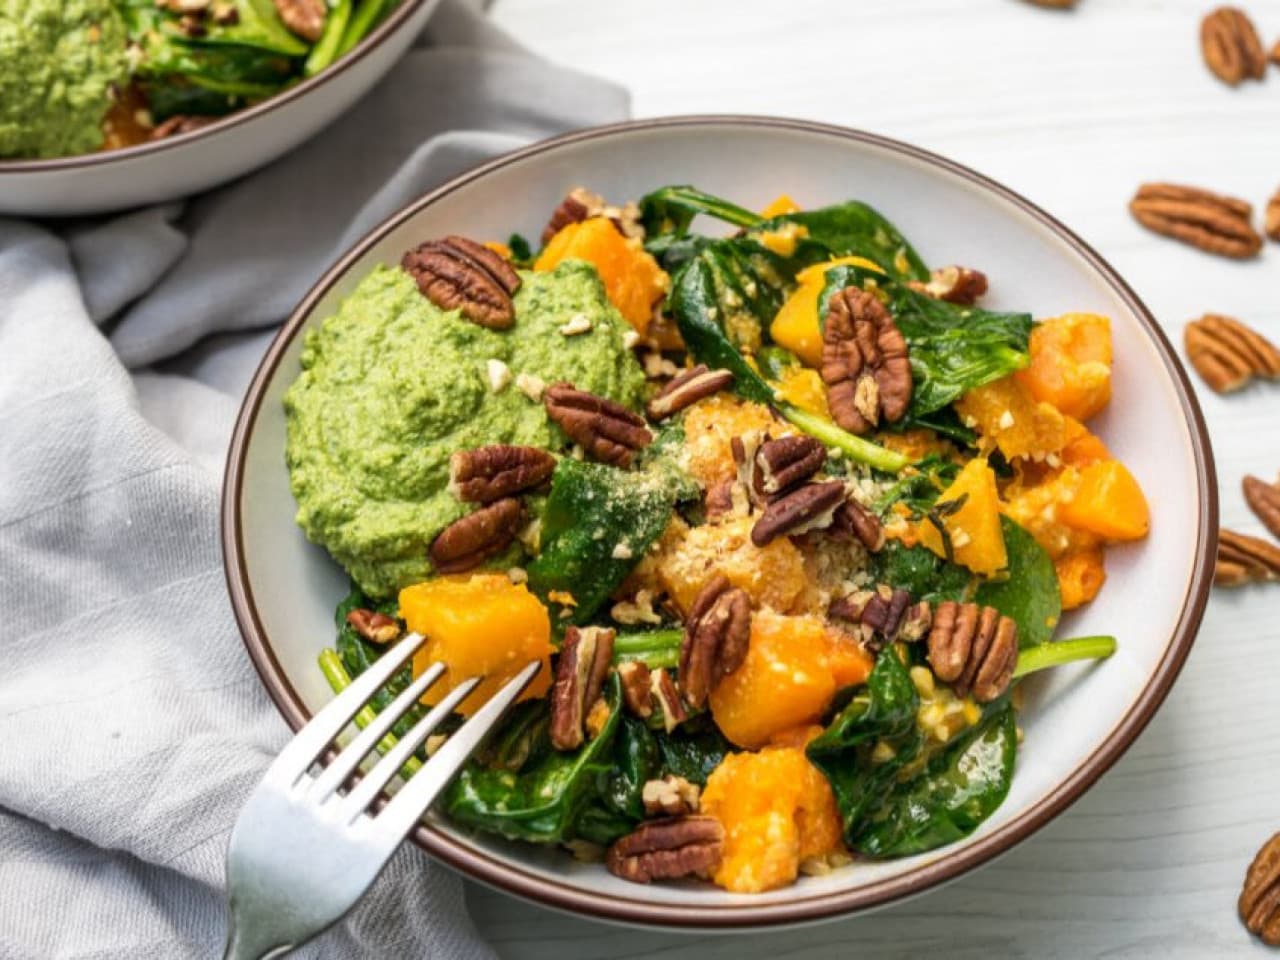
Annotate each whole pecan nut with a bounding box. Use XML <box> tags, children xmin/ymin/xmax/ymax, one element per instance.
<box><xmin>907</xmin><ymin>265</ymin><xmax>989</xmax><ymax>305</ymax></box>
<box><xmin>1201</xmin><ymin>7</ymin><xmax>1267</xmax><ymax>86</ymax></box>
<box><xmin>606</xmin><ymin>816</ymin><xmax>724</xmax><ymax>884</ymax></box>
<box><xmin>679</xmin><ymin>574</ymin><xmax>752</xmax><ymax>708</ymax></box>
<box><xmin>1244</xmin><ymin>474</ymin><xmax>1280</xmax><ymax>540</ymax></box>
<box><xmin>549</xmin><ymin>625</ymin><xmax>615</xmax><ymax>751</ymax></box>
<box><xmin>822</xmin><ymin>287</ymin><xmax>912</xmax><ymax>434</ymax></box>
<box><xmin>402</xmin><ymin>235</ymin><xmax>522</xmax><ymax>330</ymax></box>
<box><xmin>829</xmin><ymin>585</ymin><xmax>926</xmax><ymax>647</ymax></box>
<box><xmin>1240</xmin><ymin>831</ymin><xmax>1280</xmax><ymax>945</ymax></box>
<box><xmin>275</xmin><ymin>0</ymin><xmax>326</xmax><ymax>41</ymax></box>
<box><xmin>646</xmin><ymin>364</ymin><xmax>734</xmax><ymax>420</ymax></box>
<box><xmin>927</xmin><ymin>601</ymin><xmax>1018</xmax><ymax>703</ymax></box>
<box><xmin>544</xmin><ymin>382</ymin><xmax>653</xmax><ymax>466</ymax></box>
<box><xmin>429</xmin><ymin>497</ymin><xmax>524</xmax><ymax>574</ymax></box>
<box><xmin>616</xmin><ymin>661</ymin><xmax>653</xmax><ymax>719</ymax></box>
<box><xmin>831</xmin><ymin>498</ymin><xmax>886</xmax><ymax>552</ymax></box>
<box><xmin>751</xmin><ymin>480</ymin><xmax>846</xmax><ymax>547</ymax></box>
<box><xmin>1267</xmin><ymin>187</ymin><xmax>1280</xmax><ymax>243</ymax></box>
<box><xmin>1216</xmin><ymin>529</ymin><xmax>1280</xmax><ymax>586</ymax></box>
<box><xmin>642</xmin><ymin>775</ymin><xmax>701</xmax><ymax>817</ymax></box>
<box><xmin>346</xmin><ymin>608</ymin><xmax>400</xmax><ymax>644</ymax></box>
<box><xmin>1184</xmin><ymin>314</ymin><xmax>1280</xmax><ymax>393</ymax></box>
<box><xmin>449</xmin><ymin>445</ymin><xmax>556</xmax><ymax>503</ymax></box>
<box><xmin>541</xmin><ymin>187</ymin><xmax>644</xmax><ymax>245</ymax></box>
<box><xmin>1129</xmin><ymin>183</ymin><xmax>1262</xmax><ymax>259</ymax></box>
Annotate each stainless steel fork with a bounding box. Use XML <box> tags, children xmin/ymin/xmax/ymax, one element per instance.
<box><xmin>222</xmin><ymin>632</ymin><xmax>540</xmax><ymax>960</ymax></box>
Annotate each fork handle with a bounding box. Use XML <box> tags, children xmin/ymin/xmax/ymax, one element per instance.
<box><xmin>223</xmin><ymin>919</ymin><xmax>294</xmax><ymax>960</ymax></box>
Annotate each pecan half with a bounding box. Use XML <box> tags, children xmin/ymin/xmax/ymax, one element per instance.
<box><xmin>703</xmin><ymin>479</ymin><xmax>737</xmax><ymax>520</ymax></box>
<box><xmin>907</xmin><ymin>265</ymin><xmax>988</xmax><ymax>305</ymax></box>
<box><xmin>642</xmin><ymin>775</ymin><xmax>701</xmax><ymax>817</ymax></box>
<box><xmin>402</xmin><ymin>235</ymin><xmax>522</xmax><ymax>330</ymax></box>
<box><xmin>831</xmin><ymin>498</ymin><xmax>886</xmax><ymax>552</ymax></box>
<box><xmin>1216</xmin><ymin>529</ymin><xmax>1280</xmax><ymax>586</ymax></box>
<box><xmin>1244</xmin><ymin>474</ymin><xmax>1280</xmax><ymax>540</ymax></box>
<box><xmin>449</xmin><ymin>445</ymin><xmax>555</xmax><ymax>503</ymax></box>
<box><xmin>1022</xmin><ymin>0</ymin><xmax>1076</xmax><ymax>8</ymax></box>
<box><xmin>1240</xmin><ymin>831</ymin><xmax>1280</xmax><ymax>946</ymax></box>
<box><xmin>927</xmin><ymin>602</ymin><xmax>1018</xmax><ymax>703</ymax></box>
<box><xmin>822</xmin><ymin>287</ymin><xmax>912</xmax><ymax>434</ymax></box>
<box><xmin>1201</xmin><ymin>7</ymin><xmax>1267</xmax><ymax>86</ymax></box>
<box><xmin>275</xmin><ymin>0</ymin><xmax>326</xmax><ymax>41</ymax></box>
<box><xmin>679</xmin><ymin>575</ymin><xmax>751</xmax><ymax>708</ymax></box>
<box><xmin>646</xmin><ymin>364</ymin><xmax>734</xmax><ymax>420</ymax></box>
<box><xmin>617</xmin><ymin>661</ymin><xmax>653</xmax><ymax>719</ymax></box>
<box><xmin>751</xmin><ymin>480</ymin><xmax>846</xmax><ymax>547</ymax></box>
<box><xmin>829</xmin><ymin>585</ymin><xmax>924</xmax><ymax>647</ymax></box>
<box><xmin>149</xmin><ymin>115</ymin><xmax>216</xmax><ymax>141</ymax></box>
<box><xmin>1268</xmin><ymin>187</ymin><xmax>1280</xmax><ymax>243</ymax></box>
<box><xmin>544</xmin><ymin>383</ymin><xmax>652</xmax><ymax>466</ymax></box>
<box><xmin>650</xmin><ymin>668</ymin><xmax>687</xmax><ymax>733</ymax></box>
<box><xmin>345</xmin><ymin>608</ymin><xmax>400</xmax><ymax>644</ymax></box>
<box><xmin>549</xmin><ymin>626</ymin><xmax>615</xmax><ymax>751</ymax></box>
<box><xmin>606</xmin><ymin>816</ymin><xmax>724</xmax><ymax>884</ymax></box>
<box><xmin>541</xmin><ymin>187</ymin><xmax>643</xmax><ymax>245</ymax></box>
<box><xmin>1184</xmin><ymin>314</ymin><xmax>1280</xmax><ymax>393</ymax></box>
<box><xmin>429</xmin><ymin>498</ymin><xmax>524</xmax><ymax>574</ymax></box>
<box><xmin>1129</xmin><ymin>183</ymin><xmax>1262</xmax><ymax>259</ymax></box>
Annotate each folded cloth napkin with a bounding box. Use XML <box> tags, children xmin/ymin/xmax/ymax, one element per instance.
<box><xmin>0</xmin><ymin>3</ymin><xmax>628</xmax><ymax>956</ymax></box>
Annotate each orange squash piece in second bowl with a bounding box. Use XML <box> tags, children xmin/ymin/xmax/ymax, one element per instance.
<box><xmin>399</xmin><ymin>574</ymin><xmax>552</xmax><ymax>715</ymax></box>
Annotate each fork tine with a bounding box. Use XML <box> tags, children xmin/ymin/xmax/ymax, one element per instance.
<box><xmin>340</xmin><ymin>673</ymin><xmax>483</xmax><ymax>820</ymax></box>
<box><xmin>309</xmin><ymin>661</ymin><xmax>448</xmax><ymax>801</ymax></box>
<box><xmin>270</xmin><ymin>632</ymin><xmax>427</xmax><ymax>787</ymax></box>
<box><xmin>371</xmin><ymin>660</ymin><xmax>542</xmax><ymax>841</ymax></box>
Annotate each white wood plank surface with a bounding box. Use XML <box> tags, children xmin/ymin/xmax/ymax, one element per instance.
<box><xmin>470</xmin><ymin>1</ymin><xmax>1280</xmax><ymax>955</ymax></box>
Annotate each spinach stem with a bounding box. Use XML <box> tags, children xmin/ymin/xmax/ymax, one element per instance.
<box><xmin>305</xmin><ymin>0</ymin><xmax>354</xmax><ymax>76</ymax></box>
<box><xmin>1013</xmin><ymin>636</ymin><xmax>1117</xmax><ymax>679</ymax></box>
<box><xmin>780</xmin><ymin>402</ymin><xmax>911</xmax><ymax>474</ymax></box>
<box><xmin>317</xmin><ymin>648</ymin><xmax>424</xmax><ymax>777</ymax></box>
<box><xmin>611</xmin><ymin>629</ymin><xmax>683</xmax><ymax>670</ymax></box>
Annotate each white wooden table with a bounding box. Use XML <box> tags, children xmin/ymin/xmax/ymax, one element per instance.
<box><xmin>471</xmin><ymin>1</ymin><xmax>1280</xmax><ymax>955</ymax></box>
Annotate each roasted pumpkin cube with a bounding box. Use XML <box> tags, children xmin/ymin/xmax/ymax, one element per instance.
<box><xmin>701</xmin><ymin>746</ymin><xmax>844</xmax><ymax>893</ymax></box>
<box><xmin>679</xmin><ymin>394</ymin><xmax>783</xmax><ymax>491</ymax></box>
<box><xmin>534</xmin><ymin>217</ymin><xmax>668</xmax><ymax>334</ymax></box>
<box><xmin>917</xmin><ymin>457</ymin><xmax>1008</xmax><ymax>575</ymax></box>
<box><xmin>955</xmin><ymin>375</ymin><xmax>1067</xmax><ymax>462</ymax></box>
<box><xmin>399</xmin><ymin>574</ymin><xmax>552</xmax><ymax>715</ymax></box>
<box><xmin>1060</xmin><ymin>460</ymin><xmax>1150</xmax><ymax>541</ymax></box>
<box><xmin>1017</xmin><ymin>313</ymin><xmax>1112</xmax><ymax>422</ymax></box>
<box><xmin>1056</xmin><ymin>548</ymin><xmax>1107</xmax><ymax>610</ymax></box>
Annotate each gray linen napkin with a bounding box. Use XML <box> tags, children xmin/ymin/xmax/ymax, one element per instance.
<box><xmin>0</xmin><ymin>3</ymin><xmax>628</xmax><ymax>956</ymax></box>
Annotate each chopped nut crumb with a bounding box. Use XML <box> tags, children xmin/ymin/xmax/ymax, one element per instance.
<box><xmin>622</xmin><ymin>329</ymin><xmax>642</xmax><ymax>349</ymax></box>
<box><xmin>611</xmin><ymin>541</ymin><xmax>633</xmax><ymax>560</ymax></box>
<box><xmin>610</xmin><ymin>588</ymin><xmax>665</xmax><ymax>625</ymax></box>
<box><xmin>642</xmin><ymin>352</ymin><xmax>680</xmax><ymax>379</ymax></box>
<box><xmin>558</xmin><ymin>313</ymin><xmax>593</xmax><ymax>336</ymax></box>
<box><xmin>426</xmin><ymin>734</ymin><xmax>448</xmax><ymax>757</ymax></box>
<box><xmin>507</xmin><ymin>566</ymin><xmax>528</xmax><ymax>584</ymax></box>
<box><xmin>515</xmin><ymin>372</ymin><xmax>546</xmax><ymax>401</ymax></box>
<box><xmin>486</xmin><ymin>358</ymin><xmax>512</xmax><ymax>392</ymax></box>
<box><xmin>998</xmin><ymin>409</ymin><xmax>1015</xmax><ymax>430</ymax></box>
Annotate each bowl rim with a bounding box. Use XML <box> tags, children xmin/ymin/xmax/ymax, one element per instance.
<box><xmin>0</xmin><ymin>0</ymin><xmax>434</xmax><ymax>174</ymax></box>
<box><xmin>221</xmin><ymin>114</ymin><xmax>1218</xmax><ymax>929</ymax></box>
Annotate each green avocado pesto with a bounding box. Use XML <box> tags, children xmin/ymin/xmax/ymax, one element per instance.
<box><xmin>285</xmin><ymin>260</ymin><xmax>648</xmax><ymax>598</ymax></box>
<box><xmin>0</xmin><ymin>0</ymin><xmax>130</xmax><ymax>159</ymax></box>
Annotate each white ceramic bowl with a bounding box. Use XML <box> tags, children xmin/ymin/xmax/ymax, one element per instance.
<box><xmin>223</xmin><ymin>117</ymin><xmax>1217</xmax><ymax>929</ymax></box>
<box><xmin>0</xmin><ymin>0</ymin><xmax>441</xmax><ymax>217</ymax></box>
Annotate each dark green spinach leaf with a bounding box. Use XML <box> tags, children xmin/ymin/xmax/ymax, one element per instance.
<box><xmin>868</xmin><ymin>541</ymin><xmax>973</xmax><ymax>605</ymax></box>
<box><xmin>974</xmin><ymin>517</ymin><xmax>1061</xmax><ymax>648</ymax></box>
<box><xmin>756</xmin><ymin>202</ymin><xmax>929</xmax><ymax>282</ymax></box>
<box><xmin>654</xmin><ymin>717</ymin><xmax>733</xmax><ymax>787</ymax></box>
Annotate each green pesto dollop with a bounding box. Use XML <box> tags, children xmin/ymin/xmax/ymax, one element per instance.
<box><xmin>0</xmin><ymin>0</ymin><xmax>130</xmax><ymax>159</ymax></box>
<box><xmin>285</xmin><ymin>260</ymin><xmax>648</xmax><ymax>598</ymax></box>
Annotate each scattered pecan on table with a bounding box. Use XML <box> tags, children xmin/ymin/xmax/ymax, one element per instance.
<box><xmin>1240</xmin><ymin>831</ymin><xmax>1280</xmax><ymax>945</ymax></box>
<box><xmin>402</xmin><ymin>235</ymin><xmax>522</xmax><ymax>329</ymax></box>
<box><xmin>646</xmin><ymin>364</ymin><xmax>734</xmax><ymax>420</ymax></box>
<box><xmin>606</xmin><ymin>816</ymin><xmax>725</xmax><ymax>884</ymax></box>
<box><xmin>750</xmin><ymin>479</ymin><xmax>847</xmax><ymax>547</ymax></box>
<box><xmin>906</xmin><ymin>265</ymin><xmax>989</xmax><ymax>305</ymax></box>
<box><xmin>1201</xmin><ymin>6</ymin><xmax>1267</xmax><ymax>86</ymax></box>
<box><xmin>275</xmin><ymin>0</ymin><xmax>326</xmax><ymax>41</ymax></box>
<box><xmin>1215</xmin><ymin>529</ymin><xmax>1280</xmax><ymax>586</ymax></box>
<box><xmin>1184</xmin><ymin>314</ymin><xmax>1280</xmax><ymax>393</ymax></box>
<box><xmin>345</xmin><ymin>608</ymin><xmax>400</xmax><ymax>644</ymax></box>
<box><xmin>1021</xmin><ymin>0</ymin><xmax>1077</xmax><ymax>7</ymax></box>
<box><xmin>1129</xmin><ymin>183</ymin><xmax>1262</xmax><ymax>259</ymax></box>
<box><xmin>549</xmin><ymin>625</ymin><xmax>615</xmax><ymax>751</ymax></box>
<box><xmin>822</xmin><ymin>286</ymin><xmax>912</xmax><ymax>435</ymax></box>
<box><xmin>679</xmin><ymin>574</ymin><xmax>751</xmax><ymax>708</ymax></box>
<box><xmin>544</xmin><ymin>382</ymin><xmax>653</xmax><ymax>466</ymax></box>
<box><xmin>448</xmin><ymin>445</ymin><xmax>556</xmax><ymax>504</ymax></box>
<box><xmin>1267</xmin><ymin>187</ymin><xmax>1280</xmax><ymax>243</ymax></box>
<box><xmin>642</xmin><ymin>775</ymin><xmax>701</xmax><ymax>817</ymax></box>
<box><xmin>1244</xmin><ymin>474</ymin><xmax>1280</xmax><ymax>540</ymax></box>
<box><xmin>428</xmin><ymin>497</ymin><xmax>524</xmax><ymax>574</ymax></box>
<box><xmin>541</xmin><ymin>186</ymin><xmax>644</xmax><ymax>245</ymax></box>
<box><xmin>926</xmin><ymin>601</ymin><xmax>1018</xmax><ymax>703</ymax></box>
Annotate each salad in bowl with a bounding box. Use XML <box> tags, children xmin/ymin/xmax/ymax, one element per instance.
<box><xmin>282</xmin><ymin>182</ymin><xmax>1151</xmax><ymax>894</ymax></box>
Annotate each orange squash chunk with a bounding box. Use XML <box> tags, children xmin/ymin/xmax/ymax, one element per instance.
<box><xmin>701</xmin><ymin>747</ymin><xmax>844</xmax><ymax>893</ymax></box>
<box><xmin>955</xmin><ymin>375</ymin><xmax>1067</xmax><ymax>462</ymax></box>
<box><xmin>1056</xmin><ymin>548</ymin><xmax>1107</xmax><ymax>610</ymax></box>
<box><xmin>1060</xmin><ymin>460</ymin><xmax>1150</xmax><ymax>541</ymax></box>
<box><xmin>678</xmin><ymin>394</ymin><xmax>783</xmax><ymax>491</ymax></box>
<box><xmin>1002</xmin><ymin>466</ymin><xmax>1100</xmax><ymax>560</ymax></box>
<box><xmin>709</xmin><ymin>609</ymin><xmax>837</xmax><ymax>749</ymax></box>
<box><xmin>772</xmin><ymin>366</ymin><xmax>830</xmax><ymax>417</ymax></box>
<box><xmin>534</xmin><ymin>217</ymin><xmax>668</xmax><ymax>335</ymax></box>
<box><xmin>917</xmin><ymin>458</ymin><xmax>1008</xmax><ymax>575</ymax></box>
<box><xmin>826</xmin><ymin>627</ymin><xmax>875</xmax><ymax>688</ymax></box>
<box><xmin>769</xmin><ymin>256</ymin><xmax>883</xmax><ymax>367</ymax></box>
<box><xmin>399</xmin><ymin>574</ymin><xmax>552</xmax><ymax>715</ymax></box>
<box><xmin>760</xmin><ymin>194</ymin><xmax>801</xmax><ymax>218</ymax></box>
<box><xmin>1017</xmin><ymin>313</ymin><xmax>1112</xmax><ymax>422</ymax></box>
<box><xmin>1060</xmin><ymin>416</ymin><xmax>1111</xmax><ymax>467</ymax></box>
